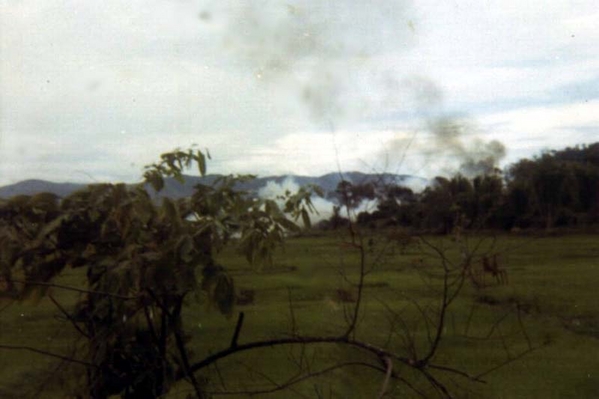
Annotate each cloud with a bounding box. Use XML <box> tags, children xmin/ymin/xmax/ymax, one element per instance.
<box><xmin>0</xmin><ymin>0</ymin><xmax>417</xmax><ymax>185</ymax></box>
<box><xmin>1</xmin><ymin>0</ymin><xmax>598</xmax><ymax>186</ymax></box>
<box><xmin>198</xmin><ymin>0</ymin><xmax>415</xmax><ymax>123</ymax></box>
<box><xmin>479</xmin><ymin>100</ymin><xmax>599</xmax><ymax>164</ymax></box>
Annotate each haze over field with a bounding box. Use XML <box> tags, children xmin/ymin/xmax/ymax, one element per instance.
<box><xmin>1</xmin><ymin>1</ymin><xmax>598</xmax><ymax>185</ymax></box>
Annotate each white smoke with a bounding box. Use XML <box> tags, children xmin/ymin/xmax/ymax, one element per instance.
<box><xmin>400</xmin><ymin>176</ymin><xmax>429</xmax><ymax>193</ymax></box>
<box><xmin>258</xmin><ymin>176</ymin><xmax>386</xmax><ymax>224</ymax></box>
<box><xmin>258</xmin><ymin>176</ymin><xmax>335</xmax><ymax>223</ymax></box>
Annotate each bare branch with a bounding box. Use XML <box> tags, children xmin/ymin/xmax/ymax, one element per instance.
<box><xmin>516</xmin><ymin>302</ymin><xmax>533</xmax><ymax>350</ymax></box>
<box><xmin>0</xmin><ymin>344</ymin><xmax>95</xmax><ymax>368</ymax></box>
<box><xmin>420</xmin><ymin>253</ymin><xmax>451</xmax><ymax>365</ymax></box>
<box><xmin>418</xmin><ymin>368</ymin><xmax>453</xmax><ymax>399</ymax></box>
<box><xmin>184</xmin><ymin>335</ymin><xmax>412</xmax><ymax>380</ymax></box>
<box><xmin>48</xmin><ymin>294</ymin><xmax>89</xmax><ymax>338</ymax></box>
<box><xmin>230</xmin><ymin>311</ymin><xmax>245</xmax><ymax>348</ymax></box>
<box><xmin>427</xmin><ymin>363</ymin><xmax>486</xmax><ymax>383</ymax></box>
<box><xmin>287</xmin><ymin>286</ymin><xmax>297</xmax><ymax>336</ymax></box>
<box><xmin>11</xmin><ymin>279</ymin><xmax>137</xmax><ymax>300</ymax></box>
<box><xmin>207</xmin><ymin>361</ymin><xmax>381</xmax><ymax>397</ymax></box>
<box><xmin>377</xmin><ymin>356</ymin><xmax>393</xmax><ymax>399</ymax></box>
<box><xmin>344</xmin><ymin>233</ymin><xmax>366</xmax><ymax>339</ymax></box>
<box><xmin>172</xmin><ymin>298</ymin><xmax>206</xmax><ymax>399</ymax></box>
<box><xmin>475</xmin><ymin>343</ymin><xmax>548</xmax><ymax>380</ymax></box>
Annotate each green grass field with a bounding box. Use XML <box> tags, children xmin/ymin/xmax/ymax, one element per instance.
<box><xmin>1</xmin><ymin>232</ymin><xmax>598</xmax><ymax>398</ymax></box>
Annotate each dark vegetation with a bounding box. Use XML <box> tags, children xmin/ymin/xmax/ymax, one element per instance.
<box><xmin>325</xmin><ymin>143</ymin><xmax>599</xmax><ymax>232</ymax></box>
<box><xmin>1</xmin><ymin>143</ymin><xmax>598</xmax><ymax>398</ymax></box>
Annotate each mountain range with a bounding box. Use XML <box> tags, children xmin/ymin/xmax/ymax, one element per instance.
<box><xmin>0</xmin><ymin>172</ymin><xmax>427</xmax><ymax>201</ymax></box>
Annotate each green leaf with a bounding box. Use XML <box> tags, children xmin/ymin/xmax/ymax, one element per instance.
<box><xmin>275</xmin><ymin>217</ymin><xmax>301</xmax><ymax>232</ymax></box>
<box><xmin>265</xmin><ymin>200</ymin><xmax>285</xmax><ymax>219</ymax></box>
<box><xmin>174</xmin><ymin>173</ymin><xmax>185</xmax><ymax>184</ymax></box>
<box><xmin>198</xmin><ymin>151</ymin><xmax>206</xmax><ymax>176</ymax></box>
<box><xmin>301</xmin><ymin>208</ymin><xmax>311</xmax><ymax>229</ymax></box>
<box><xmin>145</xmin><ymin>171</ymin><xmax>164</xmax><ymax>192</ymax></box>
<box><xmin>312</xmin><ymin>185</ymin><xmax>325</xmax><ymax>197</ymax></box>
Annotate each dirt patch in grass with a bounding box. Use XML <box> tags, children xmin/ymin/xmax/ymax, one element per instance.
<box><xmin>475</xmin><ymin>293</ymin><xmax>599</xmax><ymax>340</ymax></box>
<box><xmin>475</xmin><ymin>294</ymin><xmax>542</xmax><ymax>315</ymax></box>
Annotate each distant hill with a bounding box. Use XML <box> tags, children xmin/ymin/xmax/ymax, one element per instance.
<box><xmin>0</xmin><ymin>173</ymin><xmax>428</xmax><ymax>200</ymax></box>
<box><xmin>0</xmin><ymin>179</ymin><xmax>85</xmax><ymax>198</ymax></box>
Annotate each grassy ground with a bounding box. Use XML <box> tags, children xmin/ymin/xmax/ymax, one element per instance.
<box><xmin>1</xmin><ymin>232</ymin><xmax>598</xmax><ymax>398</ymax></box>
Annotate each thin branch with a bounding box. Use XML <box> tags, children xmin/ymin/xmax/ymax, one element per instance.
<box><xmin>48</xmin><ymin>294</ymin><xmax>89</xmax><ymax>338</ymax></box>
<box><xmin>418</xmin><ymin>368</ymin><xmax>453</xmax><ymax>399</ymax></box>
<box><xmin>207</xmin><ymin>361</ymin><xmax>380</xmax><ymax>397</ymax></box>
<box><xmin>462</xmin><ymin>312</ymin><xmax>510</xmax><ymax>340</ymax></box>
<box><xmin>419</xmin><ymin>236</ymin><xmax>456</xmax><ymax>270</ymax></box>
<box><xmin>184</xmin><ymin>336</ymin><xmax>412</xmax><ymax>380</ymax></box>
<box><xmin>474</xmin><ymin>343</ymin><xmax>547</xmax><ymax>380</ymax></box>
<box><xmin>31</xmin><ymin>333</ymin><xmax>87</xmax><ymax>399</ymax></box>
<box><xmin>246</xmin><ymin>357</ymin><xmax>313</xmax><ymax>399</ymax></box>
<box><xmin>235</xmin><ymin>359</ymin><xmax>283</xmax><ymax>390</ymax></box>
<box><xmin>344</xmin><ymin>233</ymin><xmax>366</xmax><ymax>339</ymax></box>
<box><xmin>0</xmin><ymin>344</ymin><xmax>95</xmax><ymax>368</ymax></box>
<box><xmin>427</xmin><ymin>363</ymin><xmax>486</xmax><ymax>383</ymax></box>
<box><xmin>230</xmin><ymin>311</ymin><xmax>245</xmax><ymax>348</ymax></box>
<box><xmin>497</xmin><ymin>324</ymin><xmax>511</xmax><ymax>359</ymax></box>
<box><xmin>396</xmin><ymin>372</ymin><xmax>428</xmax><ymax>398</ymax></box>
<box><xmin>464</xmin><ymin>301</ymin><xmax>477</xmax><ymax>336</ymax></box>
<box><xmin>11</xmin><ymin>279</ymin><xmax>137</xmax><ymax>300</ymax></box>
<box><xmin>516</xmin><ymin>302</ymin><xmax>533</xmax><ymax>350</ymax></box>
<box><xmin>213</xmin><ymin>360</ymin><xmax>227</xmax><ymax>391</ymax></box>
<box><xmin>287</xmin><ymin>286</ymin><xmax>297</xmax><ymax>336</ymax></box>
<box><xmin>285</xmin><ymin>342</ymin><xmax>308</xmax><ymax>371</ymax></box>
<box><xmin>172</xmin><ymin>298</ymin><xmax>206</xmax><ymax>399</ymax></box>
<box><xmin>420</xmin><ymin>253</ymin><xmax>451</xmax><ymax>365</ymax></box>
<box><xmin>377</xmin><ymin>356</ymin><xmax>393</xmax><ymax>399</ymax></box>
<box><xmin>375</xmin><ymin>295</ymin><xmax>418</xmax><ymax>359</ymax></box>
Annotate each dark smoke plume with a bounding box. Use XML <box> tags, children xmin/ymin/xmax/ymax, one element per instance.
<box><xmin>429</xmin><ymin>116</ymin><xmax>506</xmax><ymax>176</ymax></box>
<box><xmin>381</xmin><ymin>77</ymin><xmax>507</xmax><ymax>178</ymax></box>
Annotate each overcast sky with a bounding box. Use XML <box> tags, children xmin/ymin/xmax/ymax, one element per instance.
<box><xmin>1</xmin><ymin>0</ymin><xmax>598</xmax><ymax>185</ymax></box>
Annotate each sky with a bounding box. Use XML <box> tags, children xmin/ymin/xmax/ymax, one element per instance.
<box><xmin>1</xmin><ymin>0</ymin><xmax>598</xmax><ymax>186</ymax></box>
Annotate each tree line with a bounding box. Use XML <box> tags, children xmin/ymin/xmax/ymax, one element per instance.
<box><xmin>328</xmin><ymin>142</ymin><xmax>599</xmax><ymax>232</ymax></box>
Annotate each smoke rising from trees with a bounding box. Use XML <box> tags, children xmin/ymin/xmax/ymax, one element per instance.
<box><xmin>258</xmin><ymin>177</ymin><xmax>336</xmax><ymax>222</ymax></box>
<box><xmin>383</xmin><ymin>77</ymin><xmax>507</xmax><ymax>178</ymax></box>
<box><xmin>429</xmin><ymin>117</ymin><xmax>506</xmax><ymax>176</ymax></box>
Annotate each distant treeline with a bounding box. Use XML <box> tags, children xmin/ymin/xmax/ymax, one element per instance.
<box><xmin>322</xmin><ymin>142</ymin><xmax>599</xmax><ymax>232</ymax></box>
